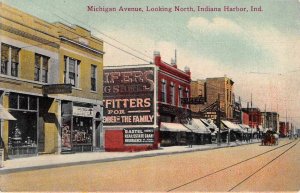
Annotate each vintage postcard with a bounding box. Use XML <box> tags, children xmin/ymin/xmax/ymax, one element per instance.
<box><xmin>0</xmin><ymin>0</ymin><xmax>299</xmax><ymax>192</ymax></box>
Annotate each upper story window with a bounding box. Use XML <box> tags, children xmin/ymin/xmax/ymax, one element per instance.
<box><xmin>35</xmin><ymin>54</ymin><xmax>49</xmax><ymax>83</ymax></box>
<box><xmin>64</xmin><ymin>56</ymin><xmax>80</xmax><ymax>87</ymax></box>
<box><xmin>91</xmin><ymin>65</ymin><xmax>97</xmax><ymax>91</ymax></box>
<box><xmin>178</xmin><ymin>86</ymin><xmax>182</xmax><ymax>107</ymax></box>
<box><xmin>161</xmin><ymin>79</ymin><xmax>167</xmax><ymax>103</ymax></box>
<box><xmin>170</xmin><ymin>82</ymin><xmax>175</xmax><ymax>105</ymax></box>
<box><xmin>185</xmin><ymin>88</ymin><xmax>189</xmax><ymax>109</ymax></box>
<box><xmin>1</xmin><ymin>43</ymin><xmax>20</xmax><ymax>77</ymax></box>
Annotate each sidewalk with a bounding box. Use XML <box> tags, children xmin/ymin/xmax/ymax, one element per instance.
<box><xmin>0</xmin><ymin>140</ymin><xmax>260</xmax><ymax>174</ymax></box>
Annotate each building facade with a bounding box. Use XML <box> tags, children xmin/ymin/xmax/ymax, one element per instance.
<box><xmin>279</xmin><ymin>121</ymin><xmax>289</xmax><ymax>137</ymax></box>
<box><xmin>0</xmin><ymin>3</ymin><xmax>104</xmax><ymax>159</ymax></box>
<box><xmin>190</xmin><ymin>77</ymin><xmax>234</xmax><ymax>121</ymax></box>
<box><xmin>155</xmin><ymin>52</ymin><xmax>191</xmax><ymax>124</ymax></box>
<box><xmin>261</xmin><ymin>112</ymin><xmax>279</xmax><ymax>132</ymax></box>
<box><xmin>103</xmin><ymin>64</ymin><xmax>158</xmax><ymax>151</ymax></box>
<box><xmin>242</xmin><ymin>108</ymin><xmax>262</xmax><ymax>129</ymax></box>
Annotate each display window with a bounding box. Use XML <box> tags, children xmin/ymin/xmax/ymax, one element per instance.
<box><xmin>72</xmin><ymin>117</ymin><xmax>93</xmax><ymax>145</ymax></box>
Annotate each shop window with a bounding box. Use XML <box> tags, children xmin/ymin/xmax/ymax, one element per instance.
<box><xmin>29</xmin><ymin>96</ymin><xmax>37</xmax><ymax>110</ymax></box>
<box><xmin>64</xmin><ymin>56</ymin><xmax>80</xmax><ymax>87</ymax></box>
<box><xmin>91</xmin><ymin>65</ymin><xmax>97</xmax><ymax>91</ymax></box>
<box><xmin>0</xmin><ymin>43</ymin><xmax>20</xmax><ymax>77</ymax></box>
<box><xmin>34</xmin><ymin>54</ymin><xmax>49</xmax><ymax>83</ymax></box>
<box><xmin>73</xmin><ymin>117</ymin><xmax>93</xmax><ymax>145</ymax></box>
<box><xmin>9</xmin><ymin>93</ymin><xmax>38</xmax><ymax>111</ymax></box>
<box><xmin>19</xmin><ymin>95</ymin><xmax>28</xmax><ymax>110</ymax></box>
<box><xmin>8</xmin><ymin>112</ymin><xmax>37</xmax><ymax>156</ymax></box>
<box><xmin>9</xmin><ymin>93</ymin><xmax>18</xmax><ymax>109</ymax></box>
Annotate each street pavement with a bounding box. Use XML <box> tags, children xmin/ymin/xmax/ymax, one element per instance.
<box><xmin>0</xmin><ymin>138</ymin><xmax>298</xmax><ymax>192</ymax></box>
<box><xmin>1</xmin><ymin>139</ymin><xmax>260</xmax><ymax>173</ymax></box>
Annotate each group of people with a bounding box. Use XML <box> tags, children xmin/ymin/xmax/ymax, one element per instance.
<box><xmin>261</xmin><ymin>131</ymin><xmax>279</xmax><ymax>146</ymax></box>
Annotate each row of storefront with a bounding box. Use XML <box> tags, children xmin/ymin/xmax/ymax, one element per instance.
<box><xmin>0</xmin><ymin>91</ymin><xmax>103</xmax><ymax>159</ymax></box>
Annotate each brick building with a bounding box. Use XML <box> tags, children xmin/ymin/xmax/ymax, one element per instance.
<box><xmin>155</xmin><ymin>51</ymin><xmax>191</xmax><ymax>124</ymax></box>
<box><xmin>190</xmin><ymin>77</ymin><xmax>234</xmax><ymax>121</ymax></box>
<box><xmin>242</xmin><ymin>108</ymin><xmax>262</xmax><ymax>128</ymax></box>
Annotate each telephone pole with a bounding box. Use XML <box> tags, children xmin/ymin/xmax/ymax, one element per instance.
<box><xmin>217</xmin><ymin>93</ymin><xmax>221</xmax><ymax>146</ymax></box>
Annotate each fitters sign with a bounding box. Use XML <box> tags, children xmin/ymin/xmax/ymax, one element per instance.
<box><xmin>103</xmin><ymin>67</ymin><xmax>155</xmax><ymax>126</ymax></box>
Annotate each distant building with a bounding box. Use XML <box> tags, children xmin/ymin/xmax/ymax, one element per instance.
<box><xmin>279</xmin><ymin>122</ymin><xmax>289</xmax><ymax>137</ymax></box>
<box><xmin>232</xmin><ymin>94</ymin><xmax>242</xmax><ymax>124</ymax></box>
<box><xmin>242</xmin><ymin>108</ymin><xmax>262</xmax><ymax>128</ymax></box>
<box><xmin>261</xmin><ymin>112</ymin><xmax>279</xmax><ymax>132</ymax></box>
<box><xmin>190</xmin><ymin>76</ymin><xmax>234</xmax><ymax>122</ymax></box>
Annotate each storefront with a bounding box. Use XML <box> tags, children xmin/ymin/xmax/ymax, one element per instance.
<box><xmin>7</xmin><ymin>93</ymin><xmax>39</xmax><ymax>157</ymax></box>
<box><xmin>61</xmin><ymin>101</ymin><xmax>100</xmax><ymax>153</ymax></box>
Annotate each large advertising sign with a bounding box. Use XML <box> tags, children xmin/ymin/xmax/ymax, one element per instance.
<box><xmin>123</xmin><ymin>128</ymin><xmax>154</xmax><ymax>144</ymax></box>
<box><xmin>103</xmin><ymin>67</ymin><xmax>155</xmax><ymax>126</ymax></box>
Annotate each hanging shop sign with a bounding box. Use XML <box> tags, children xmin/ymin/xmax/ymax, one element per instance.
<box><xmin>103</xmin><ymin>67</ymin><xmax>155</xmax><ymax>126</ymax></box>
<box><xmin>73</xmin><ymin>106</ymin><xmax>94</xmax><ymax>117</ymax></box>
<box><xmin>42</xmin><ymin>84</ymin><xmax>72</xmax><ymax>94</ymax></box>
<box><xmin>123</xmin><ymin>128</ymin><xmax>154</xmax><ymax>144</ymax></box>
<box><xmin>181</xmin><ymin>96</ymin><xmax>205</xmax><ymax>104</ymax></box>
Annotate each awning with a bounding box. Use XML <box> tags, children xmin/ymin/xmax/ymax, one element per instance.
<box><xmin>222</xmin><ymin>120</ymin><xmax>242</xmax><ymax>132</ymax></box>
<box><xmin>160</xmin><ymin>122</ymin><xmax>191</xmax><ymax>132</ymax></box>
<box><xmin>0</xmin><ymin>104</ymin><xmax>16</xmax><ymax>121</ymax></box>
<box><xmin>184</xmin><ymin>119</ymin><xmax>211</xmax><ymax>134</ymax></box>
<box><xmin>238</xmin><ymin>124</ymin><xmax>251</xmax><ymax>133</ymax></box>
<box><xmin>200</xmin><ymin>119</ymin><xmax>218</xmax><ymax>131</ymax></box>
<box><xmin>258</xmin><ymin>125</ymin><xmax>264</xmax><ymax>132</ymax></box>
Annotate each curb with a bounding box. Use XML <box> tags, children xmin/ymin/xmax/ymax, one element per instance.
<box><xmin>0</xmin><ymin>141</ymin><xmax>260</xmax><ymax>174</ymax></box>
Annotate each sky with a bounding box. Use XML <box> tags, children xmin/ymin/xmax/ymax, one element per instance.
<box><xmin>2</xmin><ymin>0</ymin><xmax>300</xmax><ymax>128</ymax></box>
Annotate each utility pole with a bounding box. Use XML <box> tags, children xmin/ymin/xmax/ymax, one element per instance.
<box><xmin>251</xmin><ymin>93</ymin><xmax>253</xmax><ymax>142</ymax></box>
<box><xmin>217</xmin><ymin>93</ymin><xmax>221</xmax><ymax>146</ymax></box>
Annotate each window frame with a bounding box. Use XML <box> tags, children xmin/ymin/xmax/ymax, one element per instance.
<box><xmin>64</xmin><ymin>56</ymin><xmax>80</xmax><ymax>88</ymax></box>
<box><xmin>0</xmin><ymin>43</ymin><xmax>20</xmax><ymax>77</ymax></box>
<box><xmin>91</xmin><ymin>64</ymin><xmax>97</xmax><ymax>91</ymax></box>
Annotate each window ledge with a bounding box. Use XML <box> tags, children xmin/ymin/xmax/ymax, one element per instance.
<box><xmin>90</xmin><ymin>90</ymin><xmax>98</xmax><ymax>93</ymax></box>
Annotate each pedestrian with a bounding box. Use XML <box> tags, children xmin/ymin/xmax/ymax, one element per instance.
<box><xmin>187</xmin><ymin>133</ymin><xmax>194</xmax><ymax>148</ymax></box>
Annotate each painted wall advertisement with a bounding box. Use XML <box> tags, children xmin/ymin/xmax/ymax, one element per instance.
<box><xmin>123</xmin><ymin>128</ymin><xmax>154</xmax><ymax>144</ymax></box>
<box><xmin>103</xmin><ymin>67</ymin><xmax>155</xmax><ymax>126</ymax></box>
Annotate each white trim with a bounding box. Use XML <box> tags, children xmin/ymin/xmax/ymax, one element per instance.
<box><xmin>60</xmin><ymin>36</ymin><xmax>104</xmax><ymax>55</ymax></box>
<box><xmin>60</xmin><ymin>46</ymin><xmax>102</xmax><ymax>63</ymax></box>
